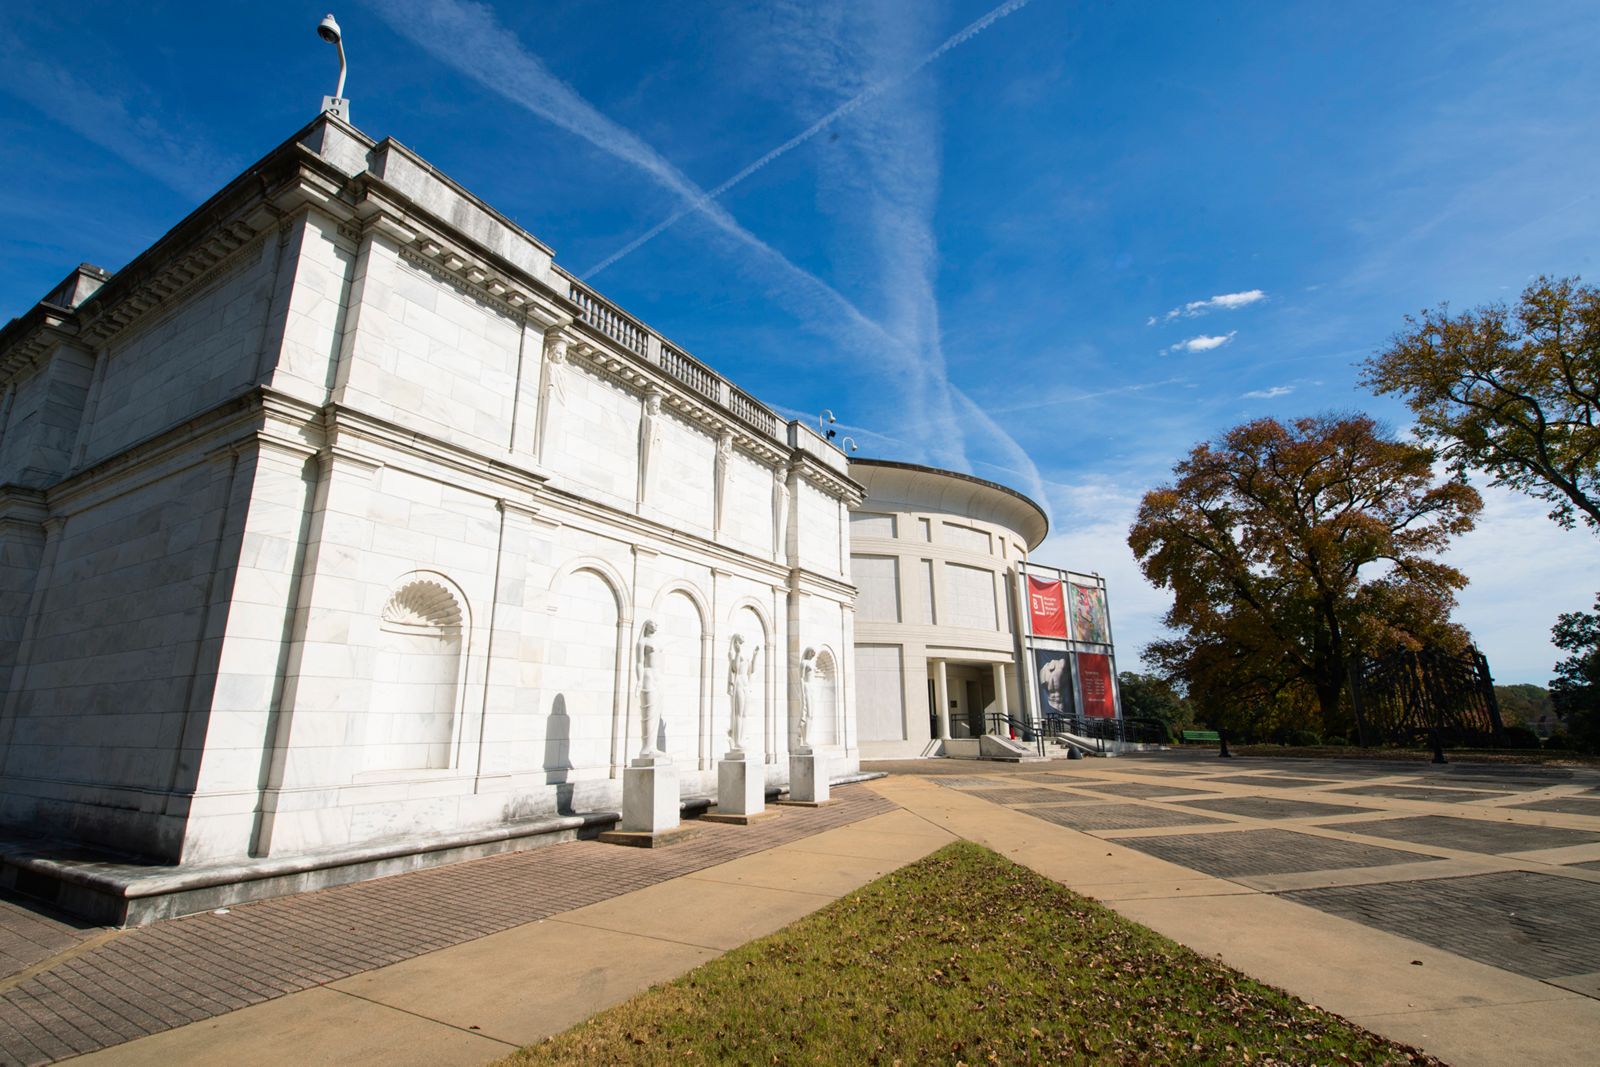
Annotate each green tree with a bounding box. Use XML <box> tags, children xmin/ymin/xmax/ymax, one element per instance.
<box><xmin>1129</xmin><ymin>415</ymin><xmax>1482</xmax><ymax>737</ymax></box>
<box><xmin>1116</xmin><ymin>671</ymin><xmax>1192</xmax><ymax>737</ymax></box>
<box><xmin>1363</xmin><ymin>276</ymin><xmax>1600</xmax><ymax>532</ymax></box>
<box><xmin>1492</xmin><ymin>683</ymin><xmax>1554</xmax><ymax>730</ymax></box>
<box><xmin>1550</xmin><ymin>595</ymin><xmax>1600</xmax><ymax>751</ymax></box>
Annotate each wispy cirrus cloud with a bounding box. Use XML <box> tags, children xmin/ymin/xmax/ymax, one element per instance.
<box><xmin>1146</xmin><ymin>288</ymin><xmax>1267</xmax><ymax>325</ymax></box>
<box><xmin>367</xmin><ymin>0</ymin><xmax>1047</xmax><ymax>507</ymax></box>
<box><xmin>583</xmin><ymin>0</ymin><xmax>1034</xmax><ymax>278</ymax></box>
<box><xmin>1243</xmin><ymin>384</ymin><xmax>1294</xmax><ymax>399</ymax></box>
<box><xmin>0</xmin><ymin>33</ymin><xmax>235</xmax><ymax>202</ymax></box>
<box><xmin>1162</xmin><ymin>331</ymin><xmax>1236</xmax><ymax>355</ymax></box>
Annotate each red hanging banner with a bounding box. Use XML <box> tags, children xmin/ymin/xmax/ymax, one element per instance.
<box><xmin>1077</xmin><ymin>652</ymin><xmax>1117</xmax><ymax>719</ymax></box>
<box><xmin>1026</xmin><ymin>577</ymin><xmax>1068</xmax><ymax>637</ymax></box>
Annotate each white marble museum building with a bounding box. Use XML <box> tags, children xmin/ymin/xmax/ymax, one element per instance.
<box><xmin>0</xmin><ymin>114</ymin><xmax>862</xmax><ymax>897</ymax></box>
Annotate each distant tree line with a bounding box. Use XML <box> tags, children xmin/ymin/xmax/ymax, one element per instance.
<box><xmin>1124</xmin><ymin>276</ymin><xmax>1600</xmax><ymax>750</ymax></box>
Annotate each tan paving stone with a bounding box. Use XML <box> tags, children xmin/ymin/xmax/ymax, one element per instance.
<box><xmin>330</xmin><ymin>920</ymin><xmax>717</xmax><ymax>1048</ymax></box>
<box><xmin>65</xmin><ymin>986</ymin><xmax>515</xmax><ymax>1066</ymax></box>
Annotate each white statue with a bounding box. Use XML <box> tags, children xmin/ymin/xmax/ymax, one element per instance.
<box><xmin>714</xmin><ymin>431</ymin><xmax>733</xmax><ymax>535</ymax></box>
<box><xmin>638</xmin><ymin>390</ymin><xmax>663</xmax><ymax>504</ymax></box>
<box><xmin>772</xmin><ymin>467</ymin><xmax>790</xmax><ymax>558</ymax></box>
<box><xmin>797</xmin><ymin>646</ymin><xmax>818</xmax><ymax>750</ymax></box>
<box><xmin>535</xmin><ymin>330</ymin><xmax>571</xmax><ymax>461</ymax></box>
<box><xmin>726</xmin><ymin>633</ymin><xmax>760</xmax><ymax>752</ymax></box>
<box><xmin>635</xmin><ymin>619</ymin><xmax>663</xmax><ymax>758</ymax></box>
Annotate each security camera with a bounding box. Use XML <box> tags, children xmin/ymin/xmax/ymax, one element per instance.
<box><xmin>318</xmin><ymin>14</ymin><xmax>342</xmax><ymax>45</ymax></box>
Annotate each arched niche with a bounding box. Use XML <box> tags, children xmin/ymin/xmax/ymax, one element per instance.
<box><xmin>811</xmin><ymin>646</ymin><xmax>840</xmax><ymax>747</ymax></box>
<box><xmin>653</xmin><ymin>588</ymin><xmax>707</xmax><ymax>763</ymax></box>
<box><xmin>366</xmin><ymin>576</ymin><xmax>468</xmax><ymax>772</ymax></box>
<box><xmin>544</xmin><ymin>565</ymin><xmax>626</xmax><ymax>778</ymax></box>
<box><xmin>723</xmin><ymin>602</ymin><xmax>770</xmax><ymax>757</ymax></box>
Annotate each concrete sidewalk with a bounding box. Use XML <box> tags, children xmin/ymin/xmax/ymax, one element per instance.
<box><xmin>64</xmin><ymin>807</ymin><xmax>956</xmax><ymax>1065</ymax></box>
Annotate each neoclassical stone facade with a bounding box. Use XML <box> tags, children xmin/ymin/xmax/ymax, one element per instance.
<box><xmin>847</xmin><ymin>459</ymin><xmax>1048</xmax><ymax>759</ymax></box>
<box><xmin>0</xmin><ymin>114</ymin><xmax>860</xmax><ymax>885</ymax></box>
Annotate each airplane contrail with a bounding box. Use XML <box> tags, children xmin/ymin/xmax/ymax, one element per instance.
<box><xmin>581</xmin><ymin>0</ymin><xmax>1036</xmax><ymax>279</ymax></box>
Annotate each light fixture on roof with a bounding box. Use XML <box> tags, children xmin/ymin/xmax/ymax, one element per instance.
<box><xmin>842</xmin><ymin>436</ymin><xmax>859</xmax><ymax>454</ymax></box>
<box><xmin>819</xmin><ymin>409</ymin><xmax>837</xmax><ymax>442</ymax></box>
<box><xmin>318</xmin><ymin>13</ymin><xmax>351</xmax><ymax>123</ymax></box>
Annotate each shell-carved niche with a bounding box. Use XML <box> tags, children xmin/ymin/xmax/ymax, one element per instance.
<box><xmin>367</xmin><ymin>578</ymin><xmax>466</xmax><ymax>773</ymax></box>
<box><xmin>381</xmin><ymin>580</ymin><xmax>464</xmax><ymax>634</ymax></box>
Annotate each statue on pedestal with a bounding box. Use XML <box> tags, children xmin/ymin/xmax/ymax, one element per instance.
<box><xmin>797</xmin><ymin>646</ymin><xmax>818</xmax><ymax>751</ymax></box>
<box><xmin>726</xmin><ymin>634</ymin><xmax>760</xmax><ymax>753</ymax></box>
<box><xmin>635</xmin><ymin>619</ymin><xmax>663</xmax><ymax>759</ymax></box>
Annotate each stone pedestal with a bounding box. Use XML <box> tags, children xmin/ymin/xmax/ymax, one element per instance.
<box><xmin>702</xmin><ymin>751</ymin><xmax>769</xmax><ymax>824</ymax></box>
<box><xmin>601</xmin><ymin>756</ymin><xmax>685</xmax><ymax>845</ymax></box>
<box><xmin>781</xmin><ymin>749</ymin><xmax>831</xmax><ymax>807</ymax></box>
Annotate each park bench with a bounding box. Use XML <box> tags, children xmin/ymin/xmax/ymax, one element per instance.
<box><xmin>1180</xmin><ymin>730</ymin><xmax>1221</xmax><ymax>743</ymax></box>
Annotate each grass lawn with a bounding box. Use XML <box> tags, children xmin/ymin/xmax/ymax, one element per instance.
<box><xmin>502</xmin><ymin>842</ymin><xmax>1441</xmax><ymax>1065</ymax></box>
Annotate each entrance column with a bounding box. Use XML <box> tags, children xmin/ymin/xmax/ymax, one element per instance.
<box><xmin>992</xmin><ymin>662</ymin><xmax>1009</xmax><ymax>724</ymax></box>
<box><xmin>933</xmin><ymin>659</ymin><xmax>951</xmax><ymax>740</ymax></box>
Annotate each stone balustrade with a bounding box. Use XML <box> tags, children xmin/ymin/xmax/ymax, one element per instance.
<box><xmin>566</xmin><ymin>276</ymin><xmax>782</xmax><ymax>440</ymax></box>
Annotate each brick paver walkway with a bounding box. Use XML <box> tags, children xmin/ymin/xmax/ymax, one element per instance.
<box><xmin>0</xmin><ymin>785</ymin><xmax>894</xmax><ymax>1067</ymax></box>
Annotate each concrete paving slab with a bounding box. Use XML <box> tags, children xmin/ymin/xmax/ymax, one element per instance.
<box><xmin>1353</xmin><ymin>996</ymin><xmax>1600</xmax><ymax>1067</ymax></box>
<box><xmin>554</xmin><ymin>875</ymin><xmax>836</xmax><ymax>952</ymax></box>
<box><xmin>684</xmin><ymin>845</ymin><xmax>914</xmax><ymax>897</ymax></box>
<box><xmin>329</xmin><ymin>919</ymin><xmax>717</xmax><ymax>1048</ymax></box>
<box><xmin>65</xmin><ymin>985</ymin><xmax>515</xmax><ymax>1067</ymax></box>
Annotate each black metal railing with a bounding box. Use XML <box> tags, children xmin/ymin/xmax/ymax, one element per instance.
<box><xmin>984</xmin><ymin>712</ymin><xmax>1046</xmax><ymax>758</ymax></box>
<box><xmin>1040</xmin><ymin>713</ymin><xmax>1168</xmax><ymax>752</ymax></box>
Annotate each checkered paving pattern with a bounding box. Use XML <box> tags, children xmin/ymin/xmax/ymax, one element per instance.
<box><xmin>959</xmin><ymin>787</ymin><xmax>1100</xmax><ymax>807</ymax></box>
<box><xmin>1508</xmin><ymin>796</ymin><xmax>1600</xmax><ymax>817</ymax></box>
<box><xmin>1176</xmin><ymin>796</ymin><xmax>1369</xmax><ymax>820</ymax></box>
<box><xmin>1011</xmin><ymin>772</ymin><xmax>1110</xmax><ymax>785</ymax></box>
<box><xmin>1203</xmin><ymin>775</ymin><xmax>1337</xmax><ymax>789</ymax></box>
<box><xmin>1325</xmin><ymin>815</ymin><xmax>1600</xmax><ymax>855</ymax></box>
<box><xmin>1329</xmin><ymin>784</ymin><xmax>1512</xmax><ymax>804</ymax></box>
<box><xmin>1081</xmin><ymin>780</ymin><xmax>1218</xmax><ymax>800</ymax></box>
<box><xmin>1280</xmin><ymin>871</ymin><xmax>1600</xmax><ymax>981</ymax></box>
<box><xmin>1021</xmin><ymin>803</ymin><xmax>1228</xmax><ymax>832</ymax></box>
<box><xmin>1116</xmin><ymin>828</ymin><xmax>1436</xmax><ymax>878</ymax></box>
<box><xmin>928</xmin><ymin>776</ymin><xmax>1012</xmax><ymax>790</ymax></box>
<box><xmin>0</xmin><ymin>786</ymin><xmax>895</xmax><ymax>1066</ymax></box>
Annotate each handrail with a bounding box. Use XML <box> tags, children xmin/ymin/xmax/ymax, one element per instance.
<box><xmin>984</xmin><ymin>711</ymin><xmax>1045</xmax><ymax>758</ymax></box>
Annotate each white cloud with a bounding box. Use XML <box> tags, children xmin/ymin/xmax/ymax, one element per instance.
<box><xmin>1153</xmin><ymin>288</ymin><xmax>1267</xmax><ymax>323</ymax></box>
<box><xmin>1243</xmin><ymin>385</ymin><xmax>1294</xmax><ymax>399</ymax></box>
<box><xmin>1163</xmin><ymin>331</ymin><xmax>1236</xmax><ymax>355</ymax></box>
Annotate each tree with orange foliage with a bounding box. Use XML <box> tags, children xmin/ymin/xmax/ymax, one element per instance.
<box><xmin>1128</xmin><ymin>415</ymin><xmax>1482</xmax><ymax>736</ymax></box>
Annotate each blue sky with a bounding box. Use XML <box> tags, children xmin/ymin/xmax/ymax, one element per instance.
<box><xmin>3</xmin><ymin>1</ymin><xmax>1598</xmax><ymax>684</ymax></box>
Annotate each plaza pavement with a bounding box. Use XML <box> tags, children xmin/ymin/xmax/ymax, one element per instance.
<box><xmin>0</xmin><ymin>752</ymin><xmax>1596</xmax><ymax>1065</ymax></box>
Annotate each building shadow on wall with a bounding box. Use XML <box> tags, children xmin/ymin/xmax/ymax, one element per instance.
<box><xmin>544</xmin><ymin>694</ymin><xmax>574</xmax><ymax>815</ymax></box>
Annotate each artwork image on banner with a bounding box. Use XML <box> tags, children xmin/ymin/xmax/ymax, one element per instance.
<box><xmin>1077</xmin><ymin>652</ymin><xmax>1116</xmax><ymax>719</ymax></box>
<box><xmin>1034</xmin><ymin>648</ymin><xmax>1074</xmax><ymax>718</ymax></box>
<box><xmin>1026</xmin><ymin>576</ymin><xmax>1067</xmax><ymax>638</ymax></box>
<box><xmin>1070</xmin><ymin>583</ymin><xmax>1111</xmax><ymax>645</ymax></box>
